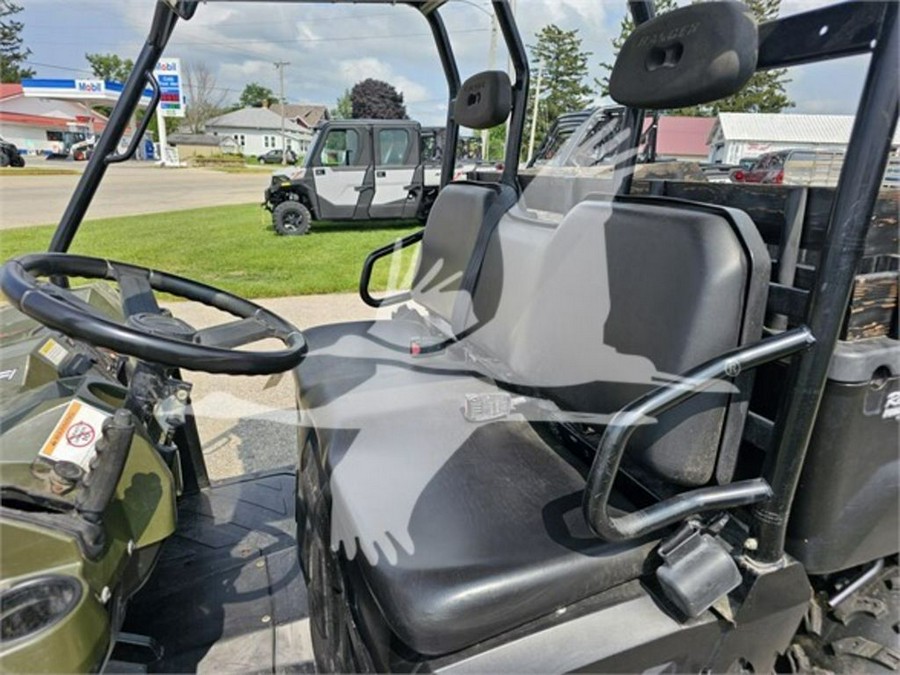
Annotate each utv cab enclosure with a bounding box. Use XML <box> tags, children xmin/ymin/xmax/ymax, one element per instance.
<box><xmin>264</xmin><ymin>119</ymin><xmax>443</xmax><ymax>235</ymax></box>
<box><xmin>0</xmin><ymin>0</ymin><xmax>897</xmax><ymax>674</ymax></box>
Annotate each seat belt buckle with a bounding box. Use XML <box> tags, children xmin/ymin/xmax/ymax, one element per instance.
<box><xmin>463</xmin><ymin>393</ymin><xmax>513</xmax><ymax>422</ymax></box>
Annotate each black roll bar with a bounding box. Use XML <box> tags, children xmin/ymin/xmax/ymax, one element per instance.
<box><xmin>493</xmin><ymin>0</ymin><xmax>529</xmax><ymax>185</ymax></box>
<box><xmin>424</xmin><ymin>10</ymin><xmax>461</xmax><ymax>190</ymax></box>
<box><xmin>615</xmin><ymin>0</ymin><xmax>655</xmax><ymax>196</ymax></box>
<box><xmin>49</xmin><ymin>1</ymin><xmax>183</xmax><ymax>253</ymax></box>
<box><xmin>583</xmin><ymin>327</ymin><xmax>815</xmax><ymax>542</ymax></box>
<box><xmin>751</xmin><ymin>1</ymin><xmax>899</xmax><ymax>564</ymax></box>
<box><xmin>105</xmin><ymin>72</ymin><xmax>160</xmax><ymax>165</ymax></box>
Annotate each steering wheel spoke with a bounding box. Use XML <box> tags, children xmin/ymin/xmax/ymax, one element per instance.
<box><xmin>193</xmin><ymin>316</ymin><xmax>277</xmax><ymax>349</ymax></box>
<box><xmin>114</xmin><ymin>266</ymin><xmax>161</xmax><ymax>318</ymax></box>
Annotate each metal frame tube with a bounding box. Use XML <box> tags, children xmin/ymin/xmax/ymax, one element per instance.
<box><xmin>424</xmin><ymin>8</ymin><xmax>461</xmax><ymax>190</ymax></box>
<box><xmin>583</xmin><ymin>327</ymin><xmax>815</xmax><ymax>542</ymax></box>
<box><xmin>493</xmin><ymin>0</ymin><xmax>529</xmax><ymax>185</ymax></box>
<box><xmin>751</xmin><ymin>2</ymin><xmax>899</xmax><ymax>563</ymax></box>
<box><xmin>616</xmin><ymin>0</ymin><xmax>655</xmax><ymax>195</ymax></box>
<box><xmin>49</xmin><ymin>1</ymin><xmax>180</xmax><ymax>253</ymax></box>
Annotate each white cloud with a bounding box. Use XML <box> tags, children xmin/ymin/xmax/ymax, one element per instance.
<box><xmin>21</xmin><ymin>0</ymin><xmax>865</xmax><ymax>127</ymax></box>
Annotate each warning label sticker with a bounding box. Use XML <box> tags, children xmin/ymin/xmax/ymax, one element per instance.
<box><xmin>38</xmin><ymin>338</ymin><xmax>68</xmax><ymax>367</ymax></box>
<box><xmin>38</xmin><ymin>401</ymin><xmax>109</xmax><ymax>471</ymax></box>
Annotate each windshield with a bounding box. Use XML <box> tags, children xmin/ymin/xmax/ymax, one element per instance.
<box><xmin>303</xmin><ymin>130</ymin><xmax>324</xmax><ymax>169</ymax></box>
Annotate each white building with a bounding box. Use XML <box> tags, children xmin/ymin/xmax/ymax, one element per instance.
<box><xmin>708</xmin><ymin>113</ymin><xmax>900</xmax><ymax>164</ymax></box>
<box><xmin>205</xmin><ymin>106</ymin><xmax>314</xmax><ymax>158</ymax></box>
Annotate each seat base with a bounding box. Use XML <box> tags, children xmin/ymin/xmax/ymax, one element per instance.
<box><xmin>295</xmin><ymin>321</ymin><xmax>658</xmax><ymax>656</ymax></box>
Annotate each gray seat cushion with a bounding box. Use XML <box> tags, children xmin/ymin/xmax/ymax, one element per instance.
<box><xmin>296</xmin><ymin>340</ymin><xmax>657</xmax><ymax>656</ymax></box>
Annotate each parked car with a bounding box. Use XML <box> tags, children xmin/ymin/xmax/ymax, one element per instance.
<box><xmin>258</xmin><ymin>148</ymin><xmax>297</xmax><ymax>165</ymax></box>
<box><xmin>730</xmin><ymin>149</ymin><xmax>846</xmax><ymax>186</ymax></box>
<box><xmin>0</xmin><ymin>136</ymin><xmax>25</xmax><ymax>167</ymax></box>
<box><xmin>71</xmin><ymin>141</ymin><xmax>94</xmax><ymax>162</ymax></box>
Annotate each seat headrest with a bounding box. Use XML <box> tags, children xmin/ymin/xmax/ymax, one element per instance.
<box><xmin>454</xmin><ymin>71</ymin><xmax>512</xmax><ymax>130</ymax></box>
<box><xmin>610</xmin><ymin>2</ymin><xmax>758</xmax><ymax>110</ymax></box>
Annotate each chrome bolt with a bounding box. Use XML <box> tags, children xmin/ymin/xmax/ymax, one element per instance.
<box><xmin>99</xmin><ymin>586</ymin><xmax>111</xmax><ymax>604</ymax></box>
<box><xmin>744</xmin><ymin>537</ymin><xmax>759</xmax><ymax>551</ymax></box>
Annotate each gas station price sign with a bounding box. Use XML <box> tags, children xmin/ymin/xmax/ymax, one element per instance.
<box><xmin>154</xmin><ymin>58</ymin><xmax>185</xmax><ymax>118</ymax></box>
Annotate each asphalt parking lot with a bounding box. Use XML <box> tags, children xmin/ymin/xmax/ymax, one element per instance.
<box><xmin>0</xmin><ymin>162</ymin><xmax>272</xmax><ymax>229</ymax></box>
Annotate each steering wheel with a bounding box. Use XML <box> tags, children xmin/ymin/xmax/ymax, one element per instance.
<box><xmin>0</xmin><ymin>253</ymin><xmax>307</xmax><ymax>375</ymax></box>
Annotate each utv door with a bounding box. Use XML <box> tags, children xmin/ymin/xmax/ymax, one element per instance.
<box><xmin>369</xmin><ymin>127</ymin><xmax>421</xmax><ymax>220</ymax></box>
<box><xmin>310</xmin><ymin>127</ymin><xmax>369</xmax><ymax>220</ymax></box>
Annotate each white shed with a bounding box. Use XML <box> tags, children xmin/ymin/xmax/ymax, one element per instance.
<box><xmin>707</xmin><ymin>113</ymin><xmax>900</xmax><ymax>165</ymax></box>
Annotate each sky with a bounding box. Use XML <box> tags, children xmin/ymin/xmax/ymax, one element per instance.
<box><xmin>19</xmin><ymin>0</ymin><xmax>869</xmax><ymax>127</ymax></box>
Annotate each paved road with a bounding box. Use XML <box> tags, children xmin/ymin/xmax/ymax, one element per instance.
<box><xmin>164</xmin><ymin>293</ymin><xmax>382</xmax><ymax>481</ymax></box>
<box><xmin>0</xmin><ymin>163</ymin><xmax>275</xmax><ymax>230</ymax></box>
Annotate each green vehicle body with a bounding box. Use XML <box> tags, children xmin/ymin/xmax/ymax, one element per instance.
<box><xmin>0</xmin><ymin>286</ymin><xmax>177</xmax><ymax>673</ymax></box>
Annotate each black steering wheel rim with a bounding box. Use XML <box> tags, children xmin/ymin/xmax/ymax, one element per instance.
<box><xmin>0</xmin><ymin>253</ymin><xmax>307</xmax><ymax>375</ymax></box>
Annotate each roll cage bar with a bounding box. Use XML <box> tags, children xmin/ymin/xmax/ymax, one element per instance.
<box><xmin>43</xmin><ymin>1</ymin><xmax>898</xmax><ymax>567</ymax></box>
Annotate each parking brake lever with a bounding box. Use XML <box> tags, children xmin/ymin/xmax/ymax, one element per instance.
<box><xmin>75</xmin><ymin>409</ymin><xmax>135</xmax><ymax>525</ymax></box>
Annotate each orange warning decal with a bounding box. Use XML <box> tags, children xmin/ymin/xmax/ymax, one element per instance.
<box><xmin>38</xmin><ymin>400</ymin><xmax>109</xmax><ymax>470</ymax></box>
<box><xmin>40</xmin><ymin>401</ymin><xmax>82</xmax><ymax>458</ymax></box>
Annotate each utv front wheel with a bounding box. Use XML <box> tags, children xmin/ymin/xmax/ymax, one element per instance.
<box><xmin>273</xmin><ymin>201</ymin><xmax>312</xmax><ymax>236</ymax></box>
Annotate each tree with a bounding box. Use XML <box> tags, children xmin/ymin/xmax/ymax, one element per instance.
<box><xmin>525</xmin><ymin>25</ymin><xmax>593</xmax><ymax>160</ymax></box>
<box><xmin>597</xmin><ymin>0</ymin><xmax>793</xmax><ymax>115</ymax></box>
<box><xmin>331</xmin><ymin>88</ymin><xmax>352</xmax><ymax>120</ymax></box>
<box><xmin>85</xmin><ymin>53</ymin><xmax>134</xmax><ymax>82</ymax></box>
<box><xmin>350</xmin><ymin>79</ymin><xmax>407</xmax><ymax>120</ymax></box>
<box><xmin>0</xmin><ymin>1</ymin><xmax>34</xmax><ymax>83</ymax></box>
<box><xmin>239</xmin><ymin>82</ymin><xmax>275</xmax><ymax>108</ymax></box>
<box><xmin>183</xmin><ymin>60</ymin><xmax>228</xmax><ymax>133</ymax></box>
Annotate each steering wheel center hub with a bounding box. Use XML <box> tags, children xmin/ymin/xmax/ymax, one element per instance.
<box><xmin>126</xmin><ymin>312</ymin><xmax>196</xmax><ymax>340</ymax></box>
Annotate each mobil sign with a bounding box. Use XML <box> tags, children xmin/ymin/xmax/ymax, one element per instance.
<box><xmin>154</xmin><ymin>58</ymin><xmax>185</xmax><ymax>118</ymax></box>
<box><xmin>75</xmin><ymin>80</ymin><xmax>105</xmax><ymax>94</ymax></box>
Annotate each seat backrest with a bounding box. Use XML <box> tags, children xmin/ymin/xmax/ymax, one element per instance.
<box><xmin>410</xmin><ymin>70</ymin><xmax>516</xmax><ymax>332</ymax></box>
<box><xmin>463</xmin><ymin>196</ymin><xmax>770</xmax><ymax>486</ymax></box>
<box><xmin>411</xmin><ymin>181</ymin><xmax>513</xmax><ymax>329</ymax></box>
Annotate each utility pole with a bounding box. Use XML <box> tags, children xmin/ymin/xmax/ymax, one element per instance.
<box><xmin>527</xmin><ymin>63</ymin><xmax>543</xmax><ymax>164</ymax></box>
<box><xmin>274</xmin><ymin>60</ymin><xmax>290</xmax><ymax>165</ymax></box>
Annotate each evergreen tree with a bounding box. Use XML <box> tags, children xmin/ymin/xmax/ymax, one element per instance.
<box><xmin>0</xmin><ymin>1</ymin><xmax>34</xmax><ymax>83</ymax></box>
<box><xmin>350</xmin><ymin>79</ymin><xmax>407</xmax><ymax>120</ymax></box>
<box><xmin>525</xmin><ymin>25</ymin><xmax>593</xmax><ymax>160</ymax></box>
<box><xmin>597</xmin><ymin>0</ymin><xmax>793</xmax><ymax>115</ymax></box>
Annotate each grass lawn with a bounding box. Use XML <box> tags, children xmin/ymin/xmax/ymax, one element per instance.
<box><xmin>0</xmin><ymin>167</ymin><xmax>81</xmax><ymax>176</ymax></box>
<box><xmin>0</xmin><ymin>204</ymin><xmax>422</xmax><ymax>299</ymax></box>
<box><xmin>207</xmin><ymin>165</ymin><xmax>279</xmax><ymax>174</ymax></box>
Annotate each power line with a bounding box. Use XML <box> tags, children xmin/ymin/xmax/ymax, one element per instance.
<box><xmin>24</xmin><ymin>10</ymin><xmax>405</xmax><ymax>30</ymax></box>
<box><xmin>26</xmin><ymin>26</ymin><xmax>489</xmax><ymax>48</ymax></box>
